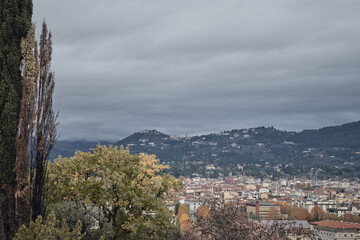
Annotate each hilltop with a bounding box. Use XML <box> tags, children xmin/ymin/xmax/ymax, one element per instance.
<box><xmin>50</xmin><ymin>121</ymin><xmax>360</xmax><ymax>179</ymax></box>
<box><xmin>115</xmin><ymin>121</ymin><xmax>360</xmax><ymax>179</ymax></box>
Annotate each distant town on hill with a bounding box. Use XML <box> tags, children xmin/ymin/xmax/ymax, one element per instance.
<box><xmin>51</xmin><ymin>121</ymin><xmax>360</xmax><ymax>179</ymax></box>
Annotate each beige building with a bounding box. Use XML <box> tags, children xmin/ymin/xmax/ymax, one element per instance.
<box><xmin>224</xmin><ymin>191</ymin><xmax>239</xmax><ymax>201</ymax></box>
<box><xmin>245</xmin><ymin>184</ymin><xmax>257</xmax><ymax>190</ymax></box>
<box><xmin>246</xmin><ymin>201</ymin><xmax>280</xmax><ymax>220</ymax></box>
<box><xmin>311</xmin><ymin>220</ymin><xmax>360</xmax><ymax>240</ymax></box>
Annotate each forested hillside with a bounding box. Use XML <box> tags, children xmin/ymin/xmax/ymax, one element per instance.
<box><xmin>115</xmin><ymin>121</ymin><xmax>360</xmax><ymax>179</ymax></box>
<box><xmin>51</xmin><ymin>121</ymin><xmax>360</xmax><ymax>179</ymax></box>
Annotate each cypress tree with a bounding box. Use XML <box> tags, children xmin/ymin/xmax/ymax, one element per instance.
<box><xmin>15</xmin><ymin>23</ymin><xmax>38</xmax><ymax>228</ymax></box>
<box><xmin>0</xmin><ymin>0</ymin><xmax>32</xmax><ymax>238</ymax></box>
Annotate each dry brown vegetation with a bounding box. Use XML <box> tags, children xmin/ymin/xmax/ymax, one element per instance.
<box><xmin>182</xmin><ymin>198</ymin><xmax>313</xmax><ymax>240</ymax></box>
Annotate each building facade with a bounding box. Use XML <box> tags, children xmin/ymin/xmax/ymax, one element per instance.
<box><xmin>311</xmin><ymin>220</ymin><xmax>360</xmax><ymax>240</ymax></box>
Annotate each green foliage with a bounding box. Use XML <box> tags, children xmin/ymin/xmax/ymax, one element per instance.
<box><xmin>0</xmin><ymin>0</ymin><xmax>33</xmax><ymax>182</ymax></box>
<box><xmin>46</xmin><ymin>145</ymin><xmax>182</xmax><ymax>239</ymax></box>
<box><xmin>0</xmin><ymin>0</ymin><xmax>33</xmax><ymax>237</ymax></box>
<box><xmin>13</xmin><ymin>211</ymin><xmax>84</xmax><ymax>240</ymax></box>
<box><xmin>47</xmin><ymin>201</ymin><xmax>113</xmax><ymax>240</ymax></box>
<box><xmin>174</xmin><ymin>202</ymin><xmax>180</xmax><ymax>215</ymax></box>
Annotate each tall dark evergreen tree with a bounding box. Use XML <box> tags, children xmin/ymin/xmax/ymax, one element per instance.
<box><xmin>0</xmin><ymin>0</ymin><xmax>32</xmax><ymax>238</ymax></box>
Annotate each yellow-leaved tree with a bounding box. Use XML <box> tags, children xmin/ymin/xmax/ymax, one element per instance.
<box><xmin>45</xmin><ymin>145</ymin><xmax>182</xmax><ymax>240</ymax></box>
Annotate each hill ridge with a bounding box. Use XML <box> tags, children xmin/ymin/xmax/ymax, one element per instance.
<box><xmin>51</xmin><ymin>121</ymin><xmax>360</xmax><ymax>179</ymax></box>
<box><xmin>115</xmin><ymin>121</ymin><xmax>360</xmax><ymax>179</ymax></box>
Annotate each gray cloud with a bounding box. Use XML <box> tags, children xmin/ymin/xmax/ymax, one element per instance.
<box><xmin>33</xmin><ymin>0</ymin><xmax>360</xmax><ymax>140</ymax></box>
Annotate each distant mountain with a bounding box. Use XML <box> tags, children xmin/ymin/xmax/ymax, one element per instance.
<box><xmin>115</xmin><ymin>121</ymin><xmax>360</xmax><ymax>179</ymax></box>
<box><xmin>296</xmin><ymin>121</ymin><xmax>360</xmax><ymax>148</ymax></box>
<box><xmin>50</xmin><ymin>121</ymin><xmax>360</xmax><ymax>179</ymax></box>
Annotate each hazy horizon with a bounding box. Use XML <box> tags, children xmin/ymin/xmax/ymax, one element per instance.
<box><xmin>55</xmin><ymin>119</ymin><xmax>358</xmax><ymax>142</ymax></box>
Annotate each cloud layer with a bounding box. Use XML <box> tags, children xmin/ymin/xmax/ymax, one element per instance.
<box><xmin>33</xmin><ymin>0</ymin><xmax>360</xmax><ymax>140</ymax></box>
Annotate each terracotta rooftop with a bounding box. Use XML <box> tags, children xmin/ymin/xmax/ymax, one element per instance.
<box><xmin>311</xmin><ymin>220</ymin><xmax>360</xmax><ymax>229</ymax></box>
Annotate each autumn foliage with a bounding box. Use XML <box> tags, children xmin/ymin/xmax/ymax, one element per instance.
<box><xmin>310</xmin><ymin>205</ymin><xmax>326</xmax><ymax>221</ymax></box>
<box><xmin>268</xmin><ymin>206</ymin><xmax>281</xmax><ymax>220</ymax></box>
<box><xmin>339</xmin><ymin>213</ymin><xmax>360</xmax><ymax>222</ymax></box>
<box><xmin>183</xmin><ymin>198</ymin><xmax>313</xmax><ymax>240</ymax></box>
<box><xmin>179</xmin><ymin>213</ymin><xmax>192</xmax><ymax>233</ymax></box>
<box><xmin>280</xmin><ymin>203</ymin><xmax>360</xmax><ymax>223</ymax></box>
<box><xmin>180</xmin><ymin>219</ymin><xmax>193</xmax><ymax>234</ymax></box>
<box><xmin>46</xmin><ymin>145</ymin><xmax>182</xmax><ymax>239</ymax></box>
<box><xmin>195</xmin><ymin>205</ymin><xmax>210</xmax><ymax>221</ymax></box>
<box><xmin>177</xmin><ymin>204</ymin><xmax>189</xmax><ymax>218</ymax></box>
<box><xmin>177</xmin><ymin>204</ymin><xmax>192</xmax><ymax>234</ymax></box>
<box><xmin>290</xmin><ymin>207</ymin><xmax>312</xmax><ymax>221</ymax></box>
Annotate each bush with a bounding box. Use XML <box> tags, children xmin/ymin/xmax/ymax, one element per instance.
<box><xmin>47</xmin><ymin>200</ymin><xmax>113</xmax><ymax>240</ymax></box>
<box><xmin>13</xmin><ymin>211</ymin><xmax>84</xmax><ymax>240</ymax></box>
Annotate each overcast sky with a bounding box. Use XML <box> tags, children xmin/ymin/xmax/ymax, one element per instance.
<box><xmin>33</xmin><ymin>0</ymin><xmax>360</xmax><ymax>141</ymax></box>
